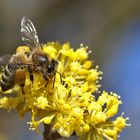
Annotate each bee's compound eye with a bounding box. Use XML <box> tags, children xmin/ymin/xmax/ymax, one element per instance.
<box><xmin>47</xmin><ymin>64</ymin><xmax>53</xmax><ymax>73</ymax></box>
<box><xmin>39</xmin><ymin>56</ymin><xmax>46</xmax><ymax>64</ymax></box>
<box><xmin>34</xmin><ymin>54</ymin><xmax>48</xmax><ymax>66</ymax></box>
<box><xmin>47</xmin><ymin>60</ymin><xmax>57</xmax><ymax>74</ymax></box>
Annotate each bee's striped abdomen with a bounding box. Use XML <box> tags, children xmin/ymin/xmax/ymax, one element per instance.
<box><xmin>0</xmin><ymin>64</ymin><xmax>16</xmax><ymax>91</ymax></box>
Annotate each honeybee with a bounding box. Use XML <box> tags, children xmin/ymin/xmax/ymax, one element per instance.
<box><xmin>0</xmin><ymin>16</ymin><xmax>58</xmax><ymax>92</ymax></box>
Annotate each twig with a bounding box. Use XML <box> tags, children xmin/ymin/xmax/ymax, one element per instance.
<box><xmin>42</xmin><ymin>124</ymin><xmax>61</xmax><ymax>140</ymax></box>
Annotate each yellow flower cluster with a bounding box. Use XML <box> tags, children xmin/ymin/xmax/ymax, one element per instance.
<box><xmin>0</xmin><ymin>42</ymin><xmax>129</xmax><ymax>140</ymax></box>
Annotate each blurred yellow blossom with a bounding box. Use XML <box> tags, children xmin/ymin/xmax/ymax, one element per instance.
<box><xmin>0</xmin><ymin>42</ymin><xmax>129</xmax><ymax>140</ymax></box>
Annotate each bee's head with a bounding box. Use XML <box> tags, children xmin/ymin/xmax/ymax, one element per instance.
<box><xmin>46</xmin><ymin>59</ymin><xmax>58</xmax><ymax>77</ymax></box>
<box><xmin>33</xmin><ymin>53</ymin><xmax>58</xmax><ymax>78</ymax></box>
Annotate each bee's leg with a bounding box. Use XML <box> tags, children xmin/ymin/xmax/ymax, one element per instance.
<box><xmin>28</xmin><ymin>65</ymin><xmax>33</xmax><ymax>82</ymax></box>
<box><xmin>43</xmin><ymin>74</ymin><xmax>49</xmax><ymax>87</ymax></box>
<box><xmin>43</xmin><ymin>74</ymin><xmax>49</xmax><ymax>81</ymax></box>
<box><xmin>52</xmin><ymin>74</ymin><xmax>56</xmax><ymax>89</ymax></box>
<box><xmin>20</xmin><ymin>84</ymin><xmax>25</xmax><ymax>94</ymax></box>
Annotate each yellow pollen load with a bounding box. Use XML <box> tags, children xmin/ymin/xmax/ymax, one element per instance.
<box><xmin>16</xmin><ymin>46</ymin><xmax>30</xmax><ymax>53</ymax></box>
<box><xmin>0</xmin><ymin>42</ymin><xmax>129</xmax><ymax>140</ymax></box>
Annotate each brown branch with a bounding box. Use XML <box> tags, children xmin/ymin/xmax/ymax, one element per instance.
<box><xmin>42</xmin><ymin>124</ymin><xmax>61</xmax><ymax>140</ymax></box>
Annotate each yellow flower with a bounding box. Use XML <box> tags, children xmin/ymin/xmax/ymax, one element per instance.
<box><xmin>83</xmin><ymin>91</ymin><xmax>128</xmax><ymax>140</ymax></box>
<box><xmin>0</xmin><ymin>42</ymin><xmax>128</xmax><ymax>140</ymax></box>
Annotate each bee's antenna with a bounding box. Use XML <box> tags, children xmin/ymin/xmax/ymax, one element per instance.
<box><xmin>56</xmin><ymin>71</ymin><xmax>62</xmax><ymax>83</ymax></box>
<box><xmin>52</xmin><ymin>71</ymin><xmax>62</xmax><ymax>89</ymax></box>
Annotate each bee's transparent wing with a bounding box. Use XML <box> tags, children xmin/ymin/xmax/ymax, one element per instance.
<box><xmin>21</xmin><ymin>16</ymin><xmax>40</xmax><ymax>49</ymax></box>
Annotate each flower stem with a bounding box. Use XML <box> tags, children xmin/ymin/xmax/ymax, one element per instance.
<box><xmin>42</xmin><ymin>124</ymin><xmax>61</xmax><ymax>140</ymax></box>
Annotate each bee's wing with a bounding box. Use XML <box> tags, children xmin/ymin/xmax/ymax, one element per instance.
<box><xmin>21</xmin><ymin>16</ymin><xmax>40</xmax><ymax>49</ymax></box>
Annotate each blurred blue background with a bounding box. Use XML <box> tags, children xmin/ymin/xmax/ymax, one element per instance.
<box><xmin>0</xmin><ymin>0</ymin><xmax>140</xmax><ymax>140</ymax></box>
